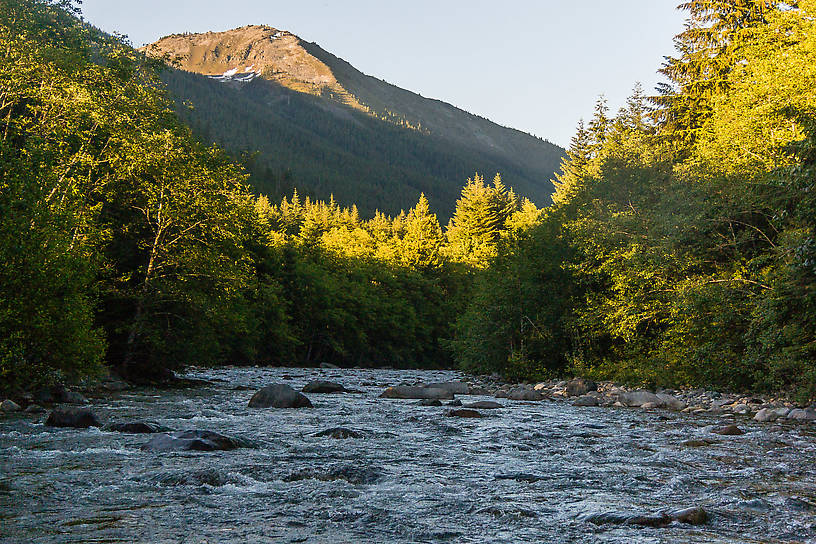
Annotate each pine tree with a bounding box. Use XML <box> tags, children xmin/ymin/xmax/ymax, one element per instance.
<box><xmin>399</xmin><ymin>194</ymin><xmax>444</xmax><ymax>270</ymax></box>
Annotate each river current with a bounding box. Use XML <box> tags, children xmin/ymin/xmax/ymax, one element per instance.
<box><xmin>1</xmin><ymin>366</ymin><xmax>815</xmax><ymax>543</ymax></box>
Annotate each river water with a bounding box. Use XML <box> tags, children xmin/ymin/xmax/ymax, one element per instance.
<box><xmin>1</xmin><ymin>366</ymin><xmax>815</xmax><ymax>543</ymax></box>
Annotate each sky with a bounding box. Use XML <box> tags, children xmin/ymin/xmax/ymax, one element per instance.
<box><xmin>79</xmin><ymin>1</ymin><xmax>687</xmax><ymax>148</ymax></box>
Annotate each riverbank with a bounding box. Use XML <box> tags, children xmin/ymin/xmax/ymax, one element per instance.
<box><xmin>3</xmin><ymin>369</ymin><xmax>816</xmax><ymax>427</ymax></box>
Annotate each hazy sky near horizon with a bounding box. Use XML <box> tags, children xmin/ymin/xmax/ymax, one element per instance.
<box><xmin>79</xmin><ymin>1</ymin><xmax>687</xmax><ymax>147</ymax></box>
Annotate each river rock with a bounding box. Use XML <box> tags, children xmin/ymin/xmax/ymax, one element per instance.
<box><xmin>425</xmin><ymin>381</ymin><xmax>469</xmax><ymax>395</ymax></box>
<box><xmin>787</xmin><ymin>408</ymin><xmax>816</xmax><ymax>421</ymax></box>
<box><xmin>656</xmin><ymin>393</ymin><xmax>686</xmax><ymax>410</ymax></box>
<box><xmin>45</xmin><ymin>407</ymin><xmax>101</xmax><ymax>428</ymax></box>
<box><xmin>566</xmin><ymin>378</ymin><xmax>597</xmax><ymax>397</ymax></box>
<box><xmin>572</xmin><ymin>395</ymin><xmax>599</xmax><ymax>407</ymax></box>
<box><xmin>62</xmin><ymin>391</ymin><xmax>89</xmax><ymax>404</ymax></box>
<box><xmin>416</xmin><ymin>399</ymin><xmax>443</xmax><ymax>406</ymax></box>
<box><xmin>583</xmin><ymin>506</ymin><xmax>707</xmax><ymax>527</ymax></box>
<box><xmin>446</xmin><ymin>409</ymin><xmax>483</xmax><ymax>418</ymax></box>
<box><xmin>314</xmin><ymin>427</ymin><xmax>363</xmax><ymax>439</ymax></box>
<box><xmin>379</xmin><ymin>386</ymin><xmax>454</xmax><ymax>400</ymax></box>
<box><xmin>467</xmin><ymin>386</ymin><xmax>491</xmax><ymax>396</ymax></box>
<box><xmin>1</xmin><ymin>399</ymin><xmax>21</xmax><ymax>412</ymax></box>
<box><xmin>714</xmin><ymin>424</ymin><xmax>745</xmax><ymax>435</ymax></box>
<box><xmin>641</xmin><ymin>402</ymin><xmax>661</xmax><ymax>409</ymax></box>
<box><xmin>465</xmin><ymin>401</ymin><xmax>503</xmax><ymax>409</ymax></box>
<box><xmin>507</xmin><ymin>388</ymin><xmax>545</xmax><ymax>401</ymax></box>
<box><xmin>24</xmin><ymin>404</ymin><xmax>45</xmax><ymax>413</ymax></box>
<box><xmin>302</xmin><ymin>381</ymin><xmax>347</xmax><ymax>394</ymax></box>
<box><xmin>106</xmin><ymin>422</ymin><xmax>172</xmax><ymax>433</ymax></box>
<box><xmin>753</xmin><ymin>408</ymin><xmax>779</xmax><ymax>422</ymax></box>
<box><xmin>731</xmin><ymin>403</ymin><xmax>750</xmax><ymax>414</ymax></box>
<box><xmin>619</xmin><ymin>390</ymin><xmax>662</xmax><ymax>407</ymax></box>
<box><xmin>141</xmin><ymin>430</ymin><xmax>250</xmax><ymax>452</ymax></box>
<box><xmin>447</xmin><ymin>399</ymin><xmax>463</xmax><ymax>406</ymax></box>
<box><xmin>248</xmin><ymin>384</ymin><xmax>312</xmax><ymax>408</ymax></box>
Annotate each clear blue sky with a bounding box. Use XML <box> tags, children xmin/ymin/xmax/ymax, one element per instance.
<box><xmin>79</xmin><ymin>1</ymin><xmax>687</xmax><ymax>148</ymax></box>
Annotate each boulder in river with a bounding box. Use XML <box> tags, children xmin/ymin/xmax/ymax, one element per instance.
<box><xmin>379</xmin><ymin>386</ymin><xmax>453</xmax><ymax>400</ymax></box>
<box><xmin>787</xmin><ymin>408</ymin><xmax>816</xmax><ymax>421</ymax></box>
<box><xmin>619</xmin><ymin>390</ymin><xmax>662</xmax><ymax>407</ymax></box>
<box><xmin>106</xmin><ymin>422</ymin><xmax>172</xmax><ymax>434</ymax></box>
<box><xmin>583</xmin><ymin>506</ymin><xmax>707</xmax><ymax>527</ymax></box>
<box><xmin>566</xmin><ymin>378</ymin><xmax>597</xmax><ymax>397</ymax></box>
<box><xmin>754</xmin><ymin>408</ymin><xmax>779</xmax><ymax>422</ymax></box>
<box><xmin>141</xmin><ymin>430</ymin><xmax>251</xmax><ymax>452</ymax></box>
<box><xmin>714</xmin><ymin>424</ymin><xmax>745</xmax><ymax>436</ymax></box>
<box><xmin>249</xmin><ymin>384</ymin><xmax>313</xmax><ymax>408</ymax></box>
<box><xmin>416</xmin><ymin>399</ymin><xmax>443</xmax><ymax>406</ymax></box>
<box><xmin>302</xmin><ymin>381</ymin><xmax>347</xmax><ymax>394</ymax></box>
<box><xmin>507</xmin><ymin>388</ymin><xmax>545</xmax><ymax>401</ymax></box>
<box><xmin>656</xmin><ymin>393</ymin><xmax>686</xmax><ymax>410</ymax></box>
<box><xmin>1</xmin><ymin>399</ymin><xmax>21</xmax><ymax>412</ymax></box>
<box><xmin>446</xmin><ymin>409</ymin><xmax>483</xmax><ymax>418</ymax></box>
<box><xmin>464</xmin><ymin>401</ymin><xmax>503</xmax><ymax>409</ymax></box>
<box><xmin>447</xmin><ymin>399</ymin><xmax>463</xmax><ymax>406</ymax></box>
<box><xmin>45</xmin><ymin>407</ymin><xmax>101</xmax><ymax>428</ymax></box>
<box><xmin>314</xmin><ymin>427</ymin><xmax>363</xmax><ymax>439</ymax></box>
<box><xmin>425</xmin><ymin>381</ymin><xmax>469</xmax><ymax>395</ymax></box>
<box><xmin>62</xmin><ymin>391</ymin><xmax>89</xmax><ymax>404</ymax></box>
<box><xmin>572</xmin><ymin>395</ymin><xmax>599</xmax><ymax>407</ymax></box>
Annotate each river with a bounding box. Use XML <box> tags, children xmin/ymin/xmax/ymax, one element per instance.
<box><xmin>1</xmin><ymin>366</ymin><xmax>815</xmax><ymax>543</ymax></box>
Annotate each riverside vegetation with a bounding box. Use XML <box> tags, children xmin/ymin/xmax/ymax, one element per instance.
<box><xmin>1</xmin><ymin>0</ymin><xmax>816</xmax><ymax>407</ymax></box>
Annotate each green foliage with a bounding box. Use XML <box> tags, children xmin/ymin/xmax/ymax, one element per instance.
<box><xmin>507</xmin><ymin>0</ymin><xmax>816</xmax><ymax>399</ymax></box>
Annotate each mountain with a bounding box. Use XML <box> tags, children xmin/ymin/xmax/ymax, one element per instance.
<box><xmin>144</xmin><ymin>25</ymin><xmax>564</xmax><ymax>217</ymax></box>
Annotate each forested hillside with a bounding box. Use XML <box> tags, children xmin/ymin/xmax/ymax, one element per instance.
<box><xmin>0</xmin><ymin>0</ymin><xmax>544</xmax><ymax>391</ymax></box>
<box><xmin>144</xmin><ymin>26</ymin><xmax>564</xmax><ymax>218</ymax></box>
<box><xmin>456</xmin><ymin>0</ymin><xmax>816</xmax><ymax>400</ymax></box>
<box><xmin>2</xmin><ymin>0</ymin><xmax>815</xmax><ymax>404</ymax></box>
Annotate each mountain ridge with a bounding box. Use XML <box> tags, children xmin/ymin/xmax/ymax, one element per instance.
<box><xmin>144</xmin><ymin>25</ymin><xmax>564</xmax><ymax>217</ymax></box>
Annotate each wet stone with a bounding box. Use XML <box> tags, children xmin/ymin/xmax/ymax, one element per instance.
<box><xmin>464</xmin><ymin>401</ymin><xmax>503</xmax><ymax>409</ymax></box>
<box><xmin>302</xmin><ymin>380</ymin><xmax>347</xmax><ymax>394</ymax></box>
<box><xmin>314</xmin><ymin>427</ymin><xmax>363</xmax><ymax>439</ymax></box>
<box><xmin>446</xmin><ymin>409</ymin><xmax>483</xmax><ymax>418</ymax></box>
<box><xmin>583</xmin><ymin>506</ymin><xmax>707</xmax><ymax>527</ymax></box>
<box><xmin>45</xmin><ymin>407</ymin><xmax>101</xmax><ymax>428</ymax></box>
<box><xmin>249</xmin><ymin>384</ymin><xmax>312</xmax><ymax>408</ymax></box>
<box><xmin>106</xmin><ymin>421</ymin><xmax>173</xmax><ymax>434</ymax></box>
<box><xmin>714</xmin><ymin>424</ymin><xmax>745</xmax><ymax>436</ymax></box>
<box><xmin>141</xmin><ymin>430</ymin><xmax>251</xmax><ymax>452</ymax></box>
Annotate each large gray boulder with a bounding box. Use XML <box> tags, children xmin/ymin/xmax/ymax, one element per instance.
<box><xmin>1</xmin><ymin>399</ymin><xmax>21</xmax><ymax>412</ymax></box>
<box><xmin>249</xmin><ymin>384</ymin><xmax>313</xmax><ymax>408</ymax></box>
<box><xmin>507</xmin><ymin>388</ymin><xmax>545</xmax><ymax>401</ymax></box>
<box><xmin>656</xmin><ymin>393</ymin><xmax>686</xmax><ymax>410</ymax></box>
<box><xmin>464</xmin><ymin>401</ymin><xmax>503</xmax><ymax>409</ymax></box>
<box><xmin>753</xmin><ymin>408</ymin><xmax>779</xmax><ymax>422</ymax></box>
<box><xmin>379</xmin><ymin>386</ymin><xmax>454</xmax><ymax>400</ymax></box>
<box><xmin>141</xmin><ymin>430</ymin><xmax>250</xmax><ymax>452</ymax></box>
<box><xmin>787</xmin><ymin>408</ymin><xmax>816</xmax><ymax>421</ymax></box>
<box><xmin>302</xmin><ymin>381</ymin><xmax>347</xmax><ymax>394</ymax></box>
<box><xmin>425</xmin><ymin>381</ymin><xmax>469</xmax><ymax>395</ymax></box>
<box><xmin>45</xmin><ymin>407</ymin><xmax>101</xmax><ymax>428</ymax></box>
<box><xmin>572</xmin><ymin>395</ymin><xmax>600</xmax><ymax>407</ymax></box>
<box><xmin>619</xmin><ymin>390</ymin><xmax>662</xmax><ymax>407</ymax></box>
<box><xmin>566</xmin><ymin>378</ymin><xmax>597</xmax><ymax>397</ymax></box>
